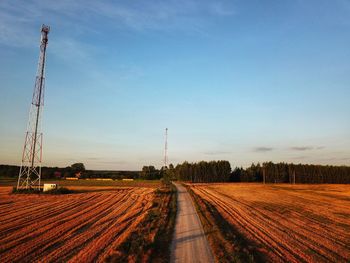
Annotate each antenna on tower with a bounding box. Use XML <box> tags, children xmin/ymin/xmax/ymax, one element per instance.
<box><xmin>164</xmin><ymin>128</ymin><xmax>168</xmax><ymax>168</ymax></box>
<box><xmin>17</xmin><ymin>24</ymin><xmax>50</xmax><ymax>190</ymax></box>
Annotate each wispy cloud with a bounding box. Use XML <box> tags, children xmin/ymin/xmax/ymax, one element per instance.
<box><xmin>91</xmin><ymin>160</ymin><xmax>128</xmax><ymax>165</ymax></box>
<box><xmin>291</xmin><ymin>156</ymin><xmax>308</xmax><ymax>160</ymax></box>
<box><xmin>0</xmin><ymin>0</ymin><xmax>236</xmax><ymax>71</ymax></box>
<box><xmin>86</xmin><ymin>157</ymin><xmax>101</xmax><ymax>160</ymax></box>
<box><xmin>290</xmin><ymin>146</ymin><xmax>313</xmax><ymax>151</ymax></box>
<box><xmin>0</xmin><ymin>8</ymin><xmax>37</xmax><ymax>47</ymax></box>
<box><xmin>0</xmin><ymin>0</ymin><xmax>236</xmax><ymax>46</ymax></box>
<box><xmin>254</xmin><ymin>147</ymin><xmax>274</xmax><ymax>152</ymax></box>
<box><xmin>204</xmin><ymin>150</ymin><xmax>231</xmax><ymax>155</ymax></box>
<box><xmin>208</xmin><ymin>2</ymin><xmax>236</xmax><ymax>16</ymax></box>
<box><xmin>79</xmin><ymin>0</ymin><xmax>236</xmax><ymax>31</ymax></box>
<box><xmin>290</xmin><ymin>146</ymin><xmax>325</xmax><ymax>151</ymax></box>
<box><xmin>320</xmin><ymin>157</ymin><xmax>350</xmax><ymax>162</ymax></box>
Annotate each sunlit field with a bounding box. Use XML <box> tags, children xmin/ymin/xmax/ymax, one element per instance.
<box><xmin>0</xmin><ymin>181</ymin><xmax>164</xmax><ymax>262</ymax></box>
<box><xmin>189</xmin><ymin>183</ymin><xmax>350</xmax><ymax>262</ymax></box>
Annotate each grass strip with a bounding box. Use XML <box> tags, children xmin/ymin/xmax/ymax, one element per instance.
<box><xmin>106</xmin><ymin>181</ymin><xmax>177</xmax><ymax>263</ymax></box>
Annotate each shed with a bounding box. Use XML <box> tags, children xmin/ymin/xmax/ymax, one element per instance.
<box><xmin>43</xmin><ymin>184</ymin><xmax>57</xmax><ymax>192</ymax></box>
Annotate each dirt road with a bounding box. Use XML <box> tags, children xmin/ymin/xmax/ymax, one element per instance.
<box><xmin>171</xmin><ymin>183</ymin><xmax>214</xmax><ymax>263</ymax></box>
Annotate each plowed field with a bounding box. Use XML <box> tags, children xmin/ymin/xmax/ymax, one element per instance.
<box><xmin>190</xmin><ymin>183</ymin><xmax>350</xmax><ymax>263</ymax></box>
<box><xmin>0</xmin><ymin>186</ymin><xmax>155</xmax><ymax>262</ymax></box>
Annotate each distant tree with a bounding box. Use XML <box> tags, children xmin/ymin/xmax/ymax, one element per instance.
<box><xmin>230</xmin><ymin>167</ymin><xmax>243</xmax><ymax>182</ymax></box>
<box><xmin>65</xmin><ymin>163</ymin><xmax>85</xmax><ymax>178</ymax></box>
<box><xmin>141</xmin><ymin>166</ymin><xmax>161</xmax><ymax>180</ymax></box>
<box><xmin>163</xmin><ymin>163</ymin><xmax>176</xmax><ymax>181</ymax></box>
<box><xmin>71</xmin><ymin>163</ymin><xmax>85</xmax><ymax>172</ymax></box>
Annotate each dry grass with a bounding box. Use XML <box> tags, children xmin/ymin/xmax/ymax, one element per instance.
<box><xmin>107</xmin><ymin>183</ymin><xmax>177</xmax><ymax>262</ymax></box>
<box><xmin>188</xmin><ymin>183</ymin><xmax>350</xmax><ymax>263</ymax></box>
<box><xmin>0</xmin><ymin>185</ymin><xmax>157</xmax><ymax>262</ymax></box>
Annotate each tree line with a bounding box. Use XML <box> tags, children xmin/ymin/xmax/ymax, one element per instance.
<box><xmin>0</xmin><ymin>164</ymin><xmax>138</xmax><ymax>180</ymax></box>
<box><xmin>1</xmin><ymin>161</ymin><xmax>350</xmax><ymax>183</ymax></box>
<box><xmin>173</xmin><ymin>161</ymin><xmax>231</xmax><ymax>182</ymax></box>
<box><xmin>166</xmin><ymin>161</ymin><xmax>350</xmax><ymax>183</ymax></box>
<box><xmin>231</xmin><ymin>162</ymin><xmax>350</xmax><ymax>184</ymax></box>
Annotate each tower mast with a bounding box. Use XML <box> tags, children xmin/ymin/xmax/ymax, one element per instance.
<box><xmin>17</xmin><ymin>25</ymin><xmax>50</xmax><ymax>190</ymax></box>
<box><xmin>164</xmin><ymin>128</ymin><xmax>168</xmax><ymax>168</ymax></box>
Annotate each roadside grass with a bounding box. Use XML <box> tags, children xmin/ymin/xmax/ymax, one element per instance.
<box><xmin>185</xmin><ymin>184</ymin><xmax>265</xmax><ymax>263</ymax></box>
<box><xmin>106</xmin><ymin>181</ymin><xmax>177</xmax><ymax>263</ymax></box>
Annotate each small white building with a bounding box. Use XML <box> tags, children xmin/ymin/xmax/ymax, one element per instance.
<box><xmin>43</xmin><ymin>184</ymin><xmax>57</xmax><ymax>192</ymax></box>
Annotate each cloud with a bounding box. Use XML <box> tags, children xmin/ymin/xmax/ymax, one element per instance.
<box><xmin>86</xmin><ymin>157</ymin><xmax>100</xmax><ymax>160</ymax></box>
<box><xmin>209</xmin><ymin>2</ymin><xmax>236</xmax><ymax>16</ymax></box>
<box><xmin>0</xmin><ymin>0</ymin><xmax>236</xmax><ymax>69</ymax></box>
<box><xmin>291</xmin><ymin>156</ymin><xmax>308</xmax><ymax>160</ymax></box>
<box><xmin>92</xmin><ymin>160</ymin><xmax>128</xmax><ymax>165</ymax></box>
<box><xmin>290</xmin><ymin>146</ymin><xmax>313</xmax><ymax>151</ymax></box>
<box><xmin>316</xmin><ymin>146</ymin><xmax>325</xmax><ymax>150</ymax></box>
<box><xmin>204</xmin><ymin>150</ymin><xmax>231</xmax><ymax>155</ymax></box>
<box><xmin>320</xmin><ymin>157</ymin><xmax>350</xmax><ymax>162</ymax></box>
<box><xmin>84</xmin><ymin>157</ymin><xmax>129</xmax><ymax>165</ymax></box>
<box><xmin>0</xmin><ymin>0</ymin><xmax>236</xmax><ymax>47</ymax></box>
<box><xmin>0</xmin><ymin>8</ymin><xmax>37</xmax><ymax>47</ymax></box>
<box><xmin>290</xmin><ymin>146</ymin><xmax>325</xmax><ymax>151</ymax></box>
<box><xmin>254</xmin><ymin>147</ymin><xmax>273</xmax><ymax>152</ymax></box>
<box><xmin>79</xmin><ymin>0</ymin><xmax>236</xmax><ymax>31</ymax></box>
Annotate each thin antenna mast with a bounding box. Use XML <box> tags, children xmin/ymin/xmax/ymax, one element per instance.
<box><xmin>17</xmin><ymin>25</ymin><xmax>50</xmax><ymax>190</ymax></box>
<box><xmin>164</xmin><ymin>128</ymin><xmax>168</xmax><ymax>168</ymax></box>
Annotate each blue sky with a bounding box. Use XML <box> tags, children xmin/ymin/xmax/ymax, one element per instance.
<box><xmin>0</xmin><ymin>0</ymin><xmax>349</xmax><ymax>170</ymax></box>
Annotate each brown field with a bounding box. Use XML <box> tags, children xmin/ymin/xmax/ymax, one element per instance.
<box><xmin>189</xmin><ymin>183</ymin><xmax>350</xmax><ymax>263</ymax></box>
<box><xmin>0</xmin><ymin>184</ymin><xmax>159</xmax><ymax>263</ymax></box>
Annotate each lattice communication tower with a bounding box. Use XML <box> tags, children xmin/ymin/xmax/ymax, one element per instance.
<box><xmin>17</xmin><ymin>25</ymin><xmax>50</xmax><ymax>190</ymax></box>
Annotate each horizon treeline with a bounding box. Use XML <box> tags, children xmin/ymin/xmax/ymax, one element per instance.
<box><xmin>1</xmin><ymin>161</ymin><xmax>350</xmax><ymax>184</ymax></box>
<box><xmin>0</xmin><ymin>164</ymin><xmax>139</xmax><ymax>180</ymax></box>
<box><xmin>232</xmin><ymin>162</ymin><xmax>350</xmax><ymax>184</ymax></box>
<box><xmin>171</xmin><ymin>161</ymin><xmax>350</xmax><ymax>184</ymax></box>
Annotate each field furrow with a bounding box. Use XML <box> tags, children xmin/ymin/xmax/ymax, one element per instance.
<box><xmin>190</xmin><ymin>183</ymin><xmax>350</xmax><ymax>263</ymax></box>
<box><xmin>0</xmin><ymin>186</ymin><xmax>156</xmax><ymax>263</ymax></box>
